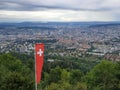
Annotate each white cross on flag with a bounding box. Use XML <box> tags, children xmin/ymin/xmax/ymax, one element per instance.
<box><xmin>37</xmin><ymin>49</ymin><xmax>43</xmax><ymax>56</ymax></box>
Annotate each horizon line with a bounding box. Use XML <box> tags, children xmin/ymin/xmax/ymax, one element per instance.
<box><xmin>0</xmin><ymin>21</ymin><xmax>120</xmax><ymax>23</ymax></box>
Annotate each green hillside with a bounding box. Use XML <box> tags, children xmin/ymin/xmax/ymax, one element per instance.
<box><xmin>0</xmin><ymin>53</ymin><xmax>119</xmax><ymax>90</ymax></box>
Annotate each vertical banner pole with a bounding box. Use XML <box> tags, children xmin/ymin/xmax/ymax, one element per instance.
<box><xmin>34</xmin><ymin>44</ymin><xmax>37</xmax><ymax>90</ymax></box>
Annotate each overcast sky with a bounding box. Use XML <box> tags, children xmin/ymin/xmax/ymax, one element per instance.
<box><xmin>0</xmin><ymin>0</ymin><xmax>120</xmax><ymax>22</ymax></box>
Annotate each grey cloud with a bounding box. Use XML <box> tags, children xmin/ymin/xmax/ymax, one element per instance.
<box><xmin>0</xmin><ymin>0</ymin><xmax>120</xmax><ymax>11</ymax></box>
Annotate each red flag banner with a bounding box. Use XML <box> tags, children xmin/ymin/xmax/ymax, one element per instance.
<box><xmin>35</xmin><ymin>43</ymin><xmax>44</xmax><ymax>84</ymax></box>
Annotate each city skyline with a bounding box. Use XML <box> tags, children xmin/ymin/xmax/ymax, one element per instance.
<box><xmin>0</xmin><ymin>0</ymin><xmax>120</xmax><ymax>22</ymax></box>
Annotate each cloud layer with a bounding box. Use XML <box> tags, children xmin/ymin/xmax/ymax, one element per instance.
<box><xmin>0</xmin><ymin>0</ymin><xmax>120</xmax><ymax>22</ymax></box>
<box><xmin>0</xmin><ymin>0</ymin><xmax>120</xmax><ymax>11</ymax></box>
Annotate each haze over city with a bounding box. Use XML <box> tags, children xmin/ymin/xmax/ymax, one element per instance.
<box><xmin>0</xmin><ymin>0</ymin><xmax>120</xmax><ymax>22</ymax></box>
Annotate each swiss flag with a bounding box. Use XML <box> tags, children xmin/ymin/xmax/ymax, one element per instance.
<box><xmin>35</xmin><ymin>43</ymin><xmax>44</xmax><ymax>84</ymax></box>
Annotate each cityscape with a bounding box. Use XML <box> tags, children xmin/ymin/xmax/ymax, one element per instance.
<box><xmin>0</xmin><ymin>22</ymin><xmax>120</xmax><ymax>61</ymax></box>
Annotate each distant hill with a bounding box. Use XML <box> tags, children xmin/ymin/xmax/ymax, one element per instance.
<box><xmin>89</xmin><ymin>23</ymin><xmax>120</xmax><ymax>28</ymax></box>
<box><xmin>0</xmin><ymin>21</ymin><xmax>120</xmax><ymax>28</ymax></box>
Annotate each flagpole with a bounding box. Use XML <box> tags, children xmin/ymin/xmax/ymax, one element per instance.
<box><xmin>34</xmin><ymin>44</ymin><xmax>37</xmax><ymax>90</ymax></box>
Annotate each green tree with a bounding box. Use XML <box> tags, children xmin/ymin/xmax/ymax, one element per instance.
<box><xmin>86</xmin><ymin>60</ymin><xmax>119</xmax><ymax>90</ymax></box>
<box><xmin>70</xmin><ymin>70</ymin><xmax>83</xmax><ymax>84</ymax></box>
<box><xmin>61</xmin><ymin>69</ymin><xmax>70</xmax><ymax>82</ymax></box>
<box><xmin>1</xmin><ymin>72</ymin><xmax>34</xmax><ymax>90</ymax></box>
<box><xmin>0</xmin><ymin>53</ymin><xmax>34</xmax><ymax>90</ymax></box>
<box><xmin>49</xmin><ymin>67</ymin><xmax>62</xmax><ymax>83</ymax></box>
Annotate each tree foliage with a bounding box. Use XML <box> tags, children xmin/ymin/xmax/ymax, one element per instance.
<box><xmin>0</xmin><ymin>53</ymin><xmax>119</xmax><ymax>90</ymax></box>
<box><xmin>0</xmin><ymin>53</ymin><xmax>34</xmax><ymax>90</ymax></box>
<box><xmin>86</xmin><ymin>60</ymin><xmax>120</xmax><ymax>90</ymax></box>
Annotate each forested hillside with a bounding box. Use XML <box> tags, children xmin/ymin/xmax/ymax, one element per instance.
<box><xmin>0</xmin><ymin>53</ymin><xmax>120</xmax><ymax>90</ymax></box>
